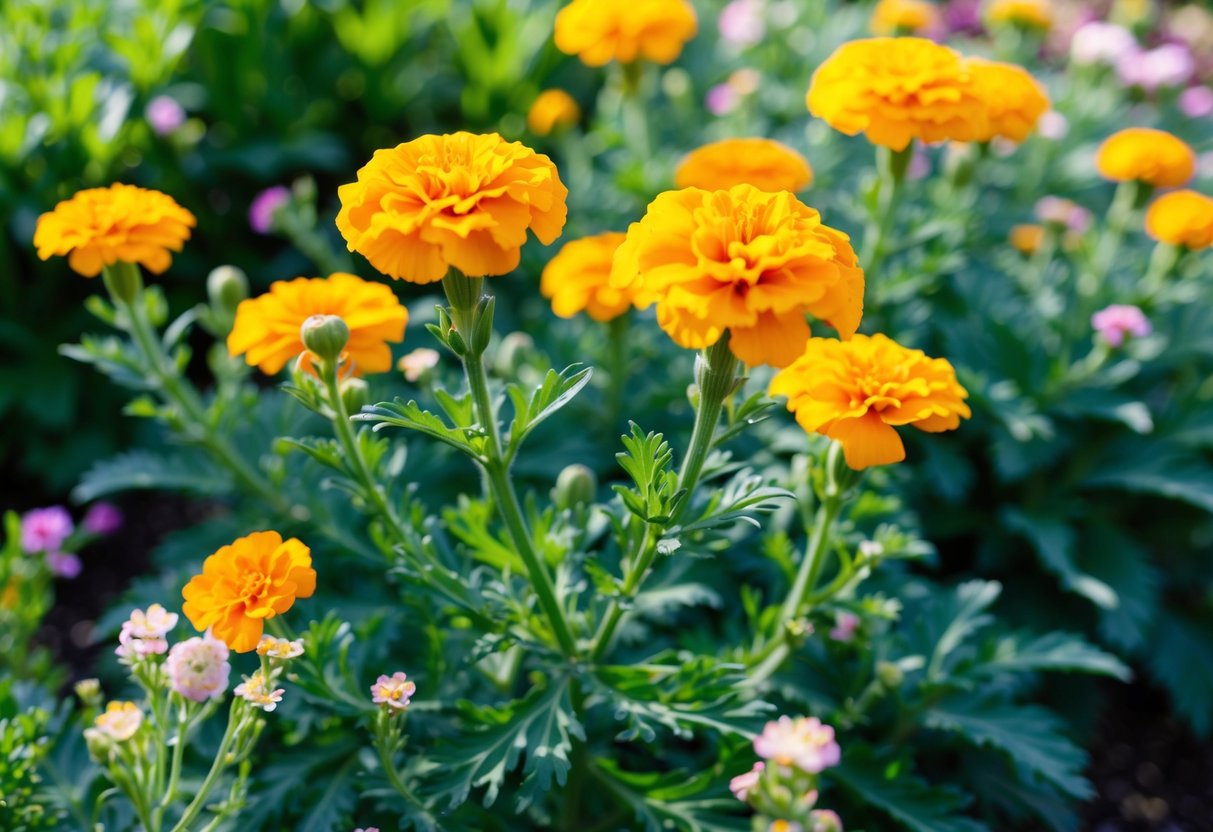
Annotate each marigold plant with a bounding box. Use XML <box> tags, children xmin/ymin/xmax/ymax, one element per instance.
<box><xmin>181</xmin><ymin>530</ymin><xmax>316</xmax><ymax>653</ymax></box>
<box><xmin>1095</xmin><ymin>128</ymin><xmax>1196</xmax><ymax>188</ymax></box>
<box><xmin>33</xmin><ymin>183</ymin><xmax>196</xmax><ymax>277</ymax></box>
<box><xmin>227</xmin><ymin>272</ymin><xmax>407</xmax><ymax>375</ymax></box>
<box><xmin>966</xmin><ymin>58</ymin><xmax>1050</xmax><ymax>143</ymax></box>
<box><xmin>553</xmin><ymin>0</ymin><xmax>697</xmax><ymax>67</ymax></box>
<box><xmin>869</xmin><ymin>0</ymin><xmax>940</xmax><ymax>35</ymax></box>
<box><xmin>540</xmin><ymin>231</ymin><xmax>635</xmax><ymax>322</ymax></box>
<box><xmin>1145</xmin><ymin>189</ymin><xmax>1213</xmax><ymax>249</ymax></box>
<box><xmin>611</xmin><ymin>185</ymin><xmax>864</xmax><ymax>367</ymax></box>
<box><xmin>674</xmin><ymin>138</ymin><xmax>813</xmax><ymax>193</ymax></box>
<box><xmin>527</xmin><ymin>89</ymin><xmax>581</xmax><ymax>135</ymax></box>
<box><xmin>335</xmin><ymin>132</ymin><xmax>568</xmax><ymax>282</ymax></box>
<box><xmin>769</xmin><ymin>333</ymin><xmax>971</xmax><ymax>469</ymax></box>
<box><xmin>986</xmin><ymin>0</ymin><xmax>1052</xmax><ymax>30</ymax></box>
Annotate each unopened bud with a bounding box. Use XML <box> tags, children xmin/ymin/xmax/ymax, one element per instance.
<box><xmin>554</xmin><ymin>464</ymin><xmax>596</xmax><ymax>509</ymax></box>
<box><xmin>207</xmin><ymin>266</ymin><xmax>249</xmax><ymax>316</ymax></box>
<box><xmin>300</xmin><ymin>314</ymin><xmax>350</xmax><ymax>367</ymax></box>
<box><xmin>875</xmin><ymin>660</ymin><xmax>904</xmax><ymax>689</ymax></box>
<box><xmin>686</xmin><ymin>383</ymin><xmax>701</xmax><ymax>409</ymax></box>
<box><xmin>340</xmin><ymin>377</ymin><xmax>369</xmax><ymax>414</ymax></box>
<box><xmin>75</xmin><ymin>678</ymin><xmax>102</xmax><ymax>707</ymax></box>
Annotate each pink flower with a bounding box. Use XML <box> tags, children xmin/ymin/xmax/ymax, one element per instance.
<box><xmin>1092</xmin><ymin>305</ymin><xmax>1151</xmax><ymax>347</ymax></box>
<box><xmin>116</xmin><ymin>622</ymin><xmax>168</xmax><ymax>663</ymax></box>
<box><xmin>829</xmin><ymin>612</ymin><xmax>860</xmax><ymax>643</ymax></box>
<box><xmin>907</xmin><ymin>147</ymin><xmax>931</xmax><ymax>181</ymax></box>
<box><xmin>718</xmin><ymin>0</ymin><xmax>765</xmax><ymax>46</ymax></box>
<box><xmin>127</xmin><ymin>603</ymin><xmax>179</xmax><ymax>638</ymax></box>
<box><xmin>753</xmin><ymin>716</ymin><xmax>841</xmax><ymax>774</ymax></box>
<box><xmin>46</xmin><ymin>551</ymin><xmax>82</xmax><ymax>579</ymax></box>
<box><xmin>1036</xmin><ymin>111</ymin><xmax>1069</xmax><ymax>141</ymax></box>
<box><xmin>249</xmin><ymin>186</ymin><xmax>291</xmax><ymax>234</ymax></box>
<box><xmin>235</xmin><ymin>670</ymin><xmax>285</xmax><ymax>712</ymax></box>
<box><xmin>370</xmin><ymin>672</ymin><xmax>416</xmax><ymax>711</ymax></box>
<box><xmin>706</xmin><ymin>84</ymin><xmax>739</xmax><ymax>116</ymax></box>
<box><xmin>21</xmin><ymin>506</ymin><xmax>73</xmax><ymax>553</ymax></box>
<box><xmin>1119</xmin><ymin>43</ymin><xmax>1194</xmax><ymax>91</ymax></box>
<box><xmin>1070</xmin><ymin>21</ymin><xmax>1138</xmax><ymax>66</ymax></box>
<box><xmin>1180</xmin><ymin>86</ymin><xmax>1213</xmax><ymax>118</ymax></box>
<box><xmin>729</xmin><ymin>761</ymin><xmax>764</xmax><ymax>801</ymax></box>
<box><xmin>808</xmin><ymin>810</ymin><xmax>845</xmax><ymax>832</ymax></box>
<box><xmin>1035</xmin><ymin>197</ymin><xmax>1091</xmax><ymax>233</ymax></box>
<box><xmin>146</xmin><ymin>96</ymin><xmax>186</xmax><ymax>136</ymax></box>
<box><xmin>166</xmin><ymin>635</ymin><xmax>231</xmax><ymax>702</ymax></box>
<box><xmin>353</xmin><ymin>828</ymin><xmax>381</xmax><ymax>832</ymax></box>
<box><xmin>398</xmin><ymin>348</ymin><xmax>440</xmax><ymax>382</ymax></box>
<box><xmin>82</xmin><ymin>502</ymin><xmax>123</xmax><ymax>535</ymax></box>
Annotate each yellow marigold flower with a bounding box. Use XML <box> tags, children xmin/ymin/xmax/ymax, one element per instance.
<box><xmin>986</xmin><ymin>0</ymin><xmax>1052</xmax><ymax>30</ymax></box>
<box><xmin>1096</xmin><ymin>128</ymin><xmax>1196</xmax><ymax>188</ymax></box>
<box><xmin>541</xmin><ymin>232</ymin><xmax>637</xmax><ymax>322</ymax></box>
<box><xmin>182</xmin><ymin>531</ymin><xmax>316</xmax><ymax>654</ymax></box>
<box><xmin>227</xmin><ymin>273</ymin><xmax>406</xmax><ymax>376</ymax></box>
<box><xmin>806</xmin><ymin>38</ymin><xmax>987</xmax><ymax>151</ymax></box>
<box><xmin>553</xmin><ymin>0</ymin><xmax>697</xmax><ymax>67</ymax></box>
<box><xmin>610</xmin><ymin>185</ymin><xmax>864</xmax><ymax>368</ymax></box>
<box><xmin>966</xmin><ymin>58</ymin><xmax>1050</xmax><ymax>143</ymax></box>
<box><xmin>528</xmin><ymin>89</ymin><xmax>581</xmax><ymax>135</ymax></box>
<box><xmin>770</xmin><ymin>333</ymin><xmax>971</xmax><ymax>470</ymax></box>
<box><xmin>1145</xmin><ymin>190</ymin><xmax>1213</xmax><ymax>249</ymax></box>
<box><xmin>870</xmin><ymin>0</ymin><xmax>940</xmax><ymax>35</ymax></box>
<box><xmin>336</xmin><ymin>132</ymin><xmax>568</xmax><ymax>283</ymax></box>
<box><xmin>1009</xmin><ymin>223</ymin><xmax>1044</xmax><ymax>254</ymax></box>
<box><xmin>34</xmin><ymin>184</ymin><xmax>196</xmax><ymax>277</ymax></box>
<box><xmin>674</xmin><ymin>138</ymin><xmax>813</xmax><ymax>193</ymax></box>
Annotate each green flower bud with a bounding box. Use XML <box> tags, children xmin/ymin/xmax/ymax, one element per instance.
<box><xmin>875</xmin><ymin>660</ymin><xmax>904</xmax><ymax>689</ymax></box>
<box><xmin>340</xmin><ymin>377</ymin><xmax>369</xmax><ymax>414</ymax></box>
<box><xmin>207</xmin><ymin>266</ymin><xmax>249</xmax><ymax>318</ymax></box>
<box><xmin>75</xmin><ymin>678</ymin><xmax>102</xmax><ymax>708</ymax></box>
<box><xmin>554</xmin><ymin>463</ymin><xmax>596</xmax><ymax>509</ymax></box>
<box><xmin>300</xmin><ymin>314</ymin><xmax>350</xmax><ymax>367</ymax></box>
<box><xmin>686</xmin><ymin>382</ymin><xmax>701</xmax><ymax>409</ymax></box>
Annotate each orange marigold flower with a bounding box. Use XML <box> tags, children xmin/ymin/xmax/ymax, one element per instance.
<box><xmin>1009</xmin><ymin>223</ymin><xmax>1044</xmax><ymax>254</ymax></box>
<box><xmin>553</xmin><ymin>0</ymin><xmax>697</xmax><ymax>67</ymax></box>
<box><xmin>610</xmin><ymin>185</ymin><xmax>864</xmax><ymax>368</ymax></box>
<box><xmin>966</xmin><ymin>58</ymin><xmax>1050</xmax><ymax>143</ymax></box>
<box><xmin>1095</xmin><ymin>128</ymin><xmax>1195</xmax><ymax>188</ymax></box>
<box><xmin>182</xmin><ymin>531</ymin><xmax>316</xmax><ymax>654</ymax></box>
<box><xmin>674</xmin><ymin>138</ymin><xmax>813</xmax><ymax>193</ymax></box>
<box><xmin>1145</xmin><ymin>190</ymin><xmax>1213</xmax><ymax>249</ymax></box>
<box><xmin>870</xmin><ymin>0</ymin><xmax>940</xmax><ymax>35</ymax></box>
<box><xmin>770</xmin><ymin>333</ymin><xmax>971</xmax><ymax>470</ymax></box>
<box><xmin>227</xmin><ymin>272</ymin><xmax>407</xmax><ymax>375</ymax></box>
<box><xmin>541</xmin><ymin>232</ymin><xmax>637</xmax><ymax>322</ymax></box>
<box><xmin>336</xmin><ymin>132</ymin><xmax>568</xmax><ymax>283</ymax></box>
<box><xmin>986</xmin><ymin>0</ymin><xmax>1052</xmax><ymax>30</ymax></box>
<box><xmin>806</xmin><ymin>38</ymin><xmax>987</xmax><ymax>151</ymax></box>
<box><xmin>528</xmin><ymin>89</ymin><xmax>581</xmax><ymax>135</ymax></box>
<box><xmin>34</xmin><ymin>184</ymin><xmax>196</xmax><ymax>277</ymax></box>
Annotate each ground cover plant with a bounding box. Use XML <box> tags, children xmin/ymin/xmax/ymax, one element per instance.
<box><xmin>4</xmin><ymin>0</ymin><xmax>1213</xmax><ymax>830</ymax></box>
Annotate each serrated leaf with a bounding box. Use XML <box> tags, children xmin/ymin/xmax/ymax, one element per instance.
<box><xmin>594</xmin><ymin>762</ymin><xmax>750</xmax><ymax>832</ymax></box>
<box><xmin>355</xmin><ymin>399</ymin><xmax>479</xmax><ymax>457</ymax></box>
<box><xmin>831</xmin><ymin>749</ymin><xmax>987</xmax><ymax>832</ymax></box>
<box><xmin>504</xmin><ymin>364</ymin><xmax>592</xmax><ymax>460</ymax></box>
<box><xmin>976</xmin><ymin>631</ymin><xmax>1130</xmax><ymax>681</ymax></box>
<box><xmin>1000</xmin><ymin>508</ymin><xmax>1117</xmax><ymax>608</ymax></box>
<box><xmin>927</xmin><ymin>580</ymin><xmax>1001</xmax><ymax>681</ymax></box>
<box><xmin>1084</xmin><ymin>440</ymin><xmax>1213</xmax><ymax>514</ymax></box>
<box><xmin>72</xmin><ymin>450</ymin><xmax>231</xmax><ymax>502</ymax></box>
<box><xmin>1147</xmin><ymin>607</ymin><xmax>1213</xmax><ymax>737</ymax></box>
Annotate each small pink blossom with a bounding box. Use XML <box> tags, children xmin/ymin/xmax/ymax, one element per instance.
<box><xmin>729</xmin><ymin>761</ymin><xmax>764</xmax><ymax>801</ymax></box>
<box><xmin>1092</xmin><ymin>304</ymin><xmax>1151</xmax><ymax>347</ymax></box>
<box><xmin>1036</xmin><ymin>111</ymin><xmax>1069</xmax><ymax>141</ymax></box>
<box><xmin>46</xmin><ymin>551</ymin><xmax>82</xmax><ymax>579</ymax></box>
<box><xmin>1070</xmin><ymin>21</ymin><xmax>1138</xmax><ymax>66</ymax></box>
<box><xmin>371</xmin><ymin>672</ymin><xmax>417</xmax><ymax>711</ymax></box>
<box><xmin>907</xmin><ymin>147</ymin><xmax>931</xmax><ymax>181</ymax></box>
<box><xmin>127</xmin><ymin>604</ymin><xmax>179</xmax><ymax>639</ymax></box>
<box><xmin>1035</xmin><ymin>197</ymin><xmax>1091</xmax><ymax>233</ymax></box>
<box><xmin>829</xmin><ymin>612</ymin><xmax>860</xmax><ymax>643</ymax></box>
<box><xmin>166</xmin><ymin>635</ymin><xmax>231</xmax><ymax>702</ymax></box>
<box><xmin>706</xmin><ymin>84</ymin><xmax>739</xmax><ymax>116</ymax></box>
<box><xmin>398</xmin><ymin>348</ymin><xmax>440</xmax><ymax>382</ymax></box>
<box><xmin>353</xmin><ymin>828</ymin><xmax>381</xmax><ymax>832</ymax></box>
<box><xmin>256</xmin><ymin>635</ymin><xmax>305</xmax><ymax>659</ymax></box>
<box><xmin>21</xmin><ymin>507</ymin><xmax>73</xmax><ymax>553</ymax></box>
<box><xmin>1180</xmin><ymin>86</ymin><xmax>1213</xmax><ymax>118</ymax></box>
<box><xmin>808</xmin><ymin>809</ymin><xmax>845</xmax><ymax>832</ymax></box>
<box><xmin>718</xmin><ymin>0</ymin><xmax>765</xmax><ymax>46</ymax></box>
<box><xmin>1118</xmin><ymin>43</ymin><xmax>1195</xmax><ymax>91</ymax></box>
<box><xmin>115</xmin><ymin>622</ymin><xmax>169</xmax><ymax>663</ymax></box>
<box><xmin>146</xmin><ymin>96</ymin><xmax>186</xmax><ymax>136</ymax></box>
<box><xmin>235</xmin><ymin>670</ymin><xmax>285</xmax><ymax>712</ymax></box>
<box><xmin>249</xmin><ymin>186</ymin><xmax>291</xmax><ymax>234</ymax></box>
<box><xmin>82</xmin><ymin>502</ymin><xmax>123</xmax><ymax>535</ymax></box>
<box><xmin>753</xmin><ymin>716</ymin><xmax>841</xmax><ymax>774</ymax></box>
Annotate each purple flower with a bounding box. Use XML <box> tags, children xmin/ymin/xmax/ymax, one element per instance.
<box><xmin>82</xmin><ymin>502</ymin><xmax>123</xmax><ymax>536</ymax></box>
<box><xmin>943</xmin><ymin>0</ymin><xmax>983</xmax><ymax>35</ymax></box>
<box><xmin>1119</xmin><ymin>43</ymin><xmax>1195</xmax><ymax>91</ymax></box>
<box><xmin>46</xmin><ymin>552</ymin><xmax>82</xmax><ymax>579</ymax></box>
<box><xmin>1070</xmin><ymin>21</ymin><xmax>1138</xmax><ymax>66</ymax></box>
<box><xmin>249</xmin><ymin>186</ymin><xmax>291</xmax><ymax>234</ymax></box>
<box><xmin>1180</xmin><ymin>86</ymin><xmax>1213</xmax><ymax>118</ymax></box>
<box><xmin>1092</xmin><ymin>305</ymin><xmax>1151</xmax><ymax>347</ymax></box>
<box><xmin>146</xmin><ymin>96</ymin><xmax>186</xmax><ymax>136</ymax></box>
<box><xmin>718</xmin><ymin>0</ymin><xmax>764</xmax><ymax>47</ymax></box>
<box><xmin>21</xmin><ymin>507</ymin><xmax>73</xmax><ymax>554</ymax></box>
<box><xmin>829</xmin><ymin>612</ymin><xmax>860</xmax><ymax>643</ymax></box>
<box><xmin>906</xmin><ymin>147</ymin><xmax>931</xmax><ymax>181</ymax></box>
<box><xmin>706</xmin><ymin>84</ymin><xmax>739</xmax><ymax>116</ymax></box>
<box><xmin>1035</xmin><ymin>197</ymin><xmax>1091</xmax><ymax>233</ymax></box>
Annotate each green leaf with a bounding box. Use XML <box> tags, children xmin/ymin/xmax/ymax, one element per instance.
<box><xmin>593</xmin><ymin>762</ymin><xmax>750</xmax><ymax>832</ymax></box>
<box><xmin>678</xmin><ymin>470</ymin><xmax>792</xmax><ymax>534</ymax></box>
<box><xmin>1084</xmin><ymin>440</ymin><xmax>1213</xmax><ymax>514</ymax></box>
<box><xmin>927</xmin><ymin>580</ymin><xmax>1001</xmax><ymax>681</ymax></box>
<box><xmin>355</xmin><ymin>399</ymin><xmax>480</xmax><ymax>457</ymax></box>
<box><xmin>72</xmin><ymin>450</ymin><xmax>231</xmax><ymax>502</ymax></box>
<box><xmin>1147</xmin><ymin>607</ymin><xmax>1213</xmax><ymax>737</ymax></box>
<box><xmin>1000</xmin><ymin>508</ymin><xmax>1117</xmax><ymax>608</ymax></box>
<box><xmin>831</xmin><ymin>749</ymin><xmax>987</xmax><ymax>832</ymax></box>
<box><xmin>975</xmin><ymin>631</ymin><xmax>1130</xmax><ymax>681</ymax></box>
<box><xmin>925</xmin><ymin>698</ymin><xmax>1092</xmax><ymax>799</ymax></box>
<box><xmin>504</xmin><ymin>364</ymin><xmax>592</xmax><ymax>460</ymax></box>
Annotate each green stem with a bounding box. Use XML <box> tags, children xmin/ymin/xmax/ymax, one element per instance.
<box><xmin>157</xmin><ymin>700</ymin><xmax>190</xmax><ymax>814</ymax></box>
<box><xmin>168</xmin><ymin>701</ymin><xmax>243</xmax><ymax>832</ymax></box>
<box><xmin>605</xmin><ymin>313</ymin><xmax>630</xmax><ymax>427</ymax></box>
<box><xmin>861</xmin><ymin>144</ymin><xmax>912</xmax><ymax>280</ymax></box>
<box><xmin>376</xmin><ymin>724</ymin><xmax>425</xmax><ymax>809</ymax></box>
<box><xmin>589</xmin><ymin>523</ymin><xmax>656</xmax><ymax>662</ymax></box>
<box><xmin>1140</xmin><ymin>241</ymin><xmax>1182</xmax><ymax>300</ymax></box>
<box><xmin>1086</xmin><ymin>179</ymin><xmax>1147</xmax><ymax>294</ymax></box>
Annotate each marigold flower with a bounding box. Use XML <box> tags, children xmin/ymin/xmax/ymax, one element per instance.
<box><xmin>93</xmin><ymin>701</ymin><xmax>143</xmax><ymax>742</ymax></box>
<box><xmin>166</xmin><ymin>635</ymin><xmax>231</xmax><ymax>702</ymax></box>
<box><xmin>1095</xmin><ymin>128</ymin><xmax>1195</xmax><ymax>189</ymax></box>
<box><xmin>553</xmin><ymin>0</ymin><xmax>697</xmax><ymax>67</ymax></box>
<box><xmin>806</xmin><ymin>38</ymin><xmax>987</xmax><ymax>151</ymax></box>
<box><xmin>769</xmin><ymin>333</ymin><xmax>971</xmax><ymax>469</ymax></box>
<box><xmin>1009</xmin><ymin>224</ymin><xmax>1044</xmax><ymax>254</ymax></box>
<box><xmin>337</xmin><ymin>132</ymin><xmax>567</xmax><ymax>282</ymax></box>
<box><xmin>966</xmin><ymin>58</ymin><xmax>1050</xmax><ymax>143</ymax></box>
<box><xmin>1092</xmin><ymin>304</ymin><xmax>1150</xmax><ymax>347</ymax></box>
<box><xmin>611</xmin><ymin>185</ymin><xmax>864</xmax><ymax>367</ymax></box>
<box><xmin>986</xmin><ymin>0</ymin><xmax>1051</xmax><ymax>30</ymax></box>
<box><xmin>20</xmin><ymin>506</ymin><xmax>73</xmax><ymax>553</ymax></box>
<box><xmin>729</xmin><ymin>761</ymin><xmax>764</xmax><ymax>801</ymax></box>
<box><xmin>541</xmin><ymin>231</ymin><xmax>637</xmax><ymax>322</ymax></box>
<box><xmin>371</xmin><ymin>671</ymin><xmax>417</xmax><ymax>711</ymax></box>
<box><xmin>674</xmin><ymin>138</ymin><xmax>813</xmax><ymax>194</ymax></box>
<box><xmin>1145</xmin><ymin>189</ymin><xmax>1213</xmax><ymax>249</ymax></box>
<box><xmin>257</xmin><ymin>635</ymin><xmax>305</xmax><ymax>659</ymax></box>
<box><xmin>234</xmin><ymin>670</ymin><xmax>285</xmax><ymax>712</ymax></box>
<box><xmin>227</xmin><ymin>273</ymin><xmax>407</xmax><ymax>376</ymax></box>
<box><xmin>753</xmin><ymin>716</ymin><xmax>841</xmax><ymax>774</ymax></box>
<box><xmin>869</xmin><ymin>0</ymin><xmax>940</xmax><ymax>35</ymax></box>
<box><xmin>34</xmin><ymin>184</ymin><xmax>196</xmax><ymax>277</ymax></box>
<box><xmin>182</xmin><ymin>531</ymin><xmax>316</xmax><ymax>653</ymax></box>
<box><xmin>528</xmin><ymin>89</ymin><xmax>581</xmax><ymax>135</ymax></box>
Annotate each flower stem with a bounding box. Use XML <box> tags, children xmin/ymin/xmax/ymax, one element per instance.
<box><xmin>861</xmin><ymin>144</ymin><xmax>912</xmax><ymax>280</ymax></box>
<box><xmin>168</xmin><ymin>700</ymin><xmax>243</xmax><ymax>832</ymax></box>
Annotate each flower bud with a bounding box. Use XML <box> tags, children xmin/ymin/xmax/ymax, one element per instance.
<box><xmin>686</xmin><ymin>382</ymin><xmax>701</xmax><ymax>409</ymax></box>
<box><xmin>207</xmin><ymin>266</ymin><xmax>249</xmax><ymax>317</ymax></box>
<box><xmin>875</xmin><ymin>660</ymin><xmax>904</xmax><ymax>689</ymax></box>
<box><xmin>75</xmin><ymin>678</ymin><xmax>102</xmax><ymax>708</ymax></box>
<box><xmin>554</xmin><ymin>464</ymin><xmax>596</xmax><ymax>509</ymax></box>
<box><xmin>300</xmin><ymin>314</ymin><xmax>350</xmax><ymax>367</ymax></box>
<box><xmin>340</xmin><ymin>377</ymin><xmax>370</xmax><ymax>414</ymax></box>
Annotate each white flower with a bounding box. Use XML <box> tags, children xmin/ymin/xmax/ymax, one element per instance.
<box><xmin>93</xmin><ymin>701</ymin><xmax>143</xmax><ymax>742</ymax></box>
<box><xmin>256</xmin><ymin>635</ymin><xmax>305</xmax><ymax>660</ymax></box>
<box><xmin>234</xmin><ymin>670</ymin><xmax>285</xmax><ymax>712</ymax></box>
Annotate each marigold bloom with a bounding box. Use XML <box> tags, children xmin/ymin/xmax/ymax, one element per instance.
<box><xmin>166</xmin><ymin>635</ymin><xmax>231</xmax><ymax>702</ymax></box>
<box><xmin>1145</xmin><ymin>189</ymin><xmax>1213</xmax><ymax>249</ymax></box>
<box><xmin>674</xmin><ymin>138</ymin><xmax>813</xmax><ymax>193</ymax></box>
<box><xmin>869</xmin><ymin>0</ymin><xmax>940</xmax><ymax>35</ymax></box>
<box><xmin>541</xmin><ymin>232</ymin><xmax>635</xmax><ymax>322</ymax></box>
<box><xmin>227</xmin><ymin>273</ymin><xmax>407</xmax><ymax>376</ymax></box>
<box><xmin>807</xmin><ymin>38</ymin><xmax>986</xmax><ymax>151</ymax></box>
<box><xmin>611</xmin><ymin>185</ymin><xmax>864</xmax><ymax>367</ymax></box>
<box><xmin>528</xmin><ymin>89</ymin><xmax>581</xmax><ymax>135</ymax></box>
<box><xmin>182</xmin><ymin>531</ymin><xmax>316</xmax><ymax>653</ymax></box>
<box><xmin>986</xmin><ymin>0</ymin><xmax>1052</xmax><ymax>30</ymax></box>
<box><xmin>553</xmin><ymin>0</ymin><xmax>697</xmax><ymax>67</ymax></box>
<box><xmin>770</xmin><ymin>333</ymin><xmax>971</xmax><ymax>469</ymax></box>
<box><xmin>1095</xmin><ymin>128</ymin><xmax>1195</xmax><ymax>189</ymax></box>
<box><xmin>966</xmin><ymin>58</ymin><xmax>1050</xmax><ymax>143</ymax></box>
<box><xmin>753</xmin><ymin>716</ymin><xmax>841</xmax><ymax>774</ymax></box>
<box><xmin>337</xmin><ymin>132</ymin><xmax>567</xmax><ymax>282</ymax></box>
<box><xmin>34</xmin><ymin>184</ymin><xmax>195</xmax><ymax>277</ymax></box>
<box><xmin>257</xmin><ymin>635</ymin><xmax>305</xmax><ymax>659</ymax></box>
<box><xmin>93</xmin><ymin>702</ymin><xmax>143</xmax><ymax>742</ymax></box>
<box><xmin>234</xmin><ymin>670</ymin><xmax>285</xmax><ymax>712</ymax></box>
<box><xmin>1009</xmin><ymin>224</ymin><xmax>1044</xmax><ymax>254</ymax></box>
<box><xmin>371</xmin><ymin>672</ymin><xmax>417</xmax><ymax>711</ymax></box>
